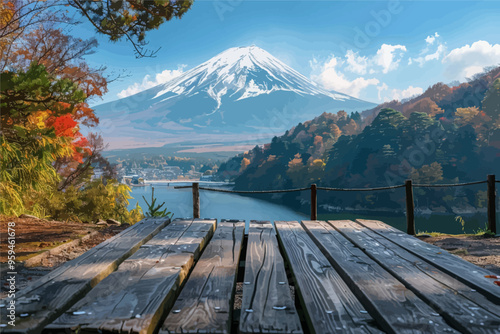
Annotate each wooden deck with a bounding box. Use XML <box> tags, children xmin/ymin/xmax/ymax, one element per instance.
<box><xmin>2</xmin><ymin>218</ymin><xmax>500</xmax><ymax>334</ymax></box>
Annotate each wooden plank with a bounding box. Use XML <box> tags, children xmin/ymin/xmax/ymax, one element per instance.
<box><xmin>357</xmin><ymin>219</ymin><xmax>500</xmax><ymax>304</ymax></box>
<box><xmin>239</xmin><ymin>221</ymin><xmax>303</xmax><ymax>334</ymax></box>
<box><xmin>1</xmin><ymin>217</ymin><xmax>170</xmax><ymax>334</ymax></box>
<box><xmin>275</xmin><ymin>221</ymin><xmax>382</xmax><ymax>334</ymax></box>
<box><xmin>302</xmin><ymin>220</ymin><xmax>455</xmax><ymax>334</ymax></box>
<box><xmin>160</xmin><ymin>220</ymin><xmax>245</xmax><ymax>334</ymax></box>
<box><xmin>46</xmin><ymin>219</ymin><xmax>216</xmax><ymax>334</ymax></box>
<box><xmin>331</xmin><ymin>220</ymin><xmax>500</xmax><ymax>334</ymax></box>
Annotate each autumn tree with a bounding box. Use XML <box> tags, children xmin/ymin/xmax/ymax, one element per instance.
<box><xmin>329</xmin><ymin>123</ymin><xmax>342</xmax><ymax>138</ymax></box>
<box><xmin>0</xmin><ymin>62</ymin><xmax>89</xmax><ymax>215</ymax></box>
<box><xmin>307</xmin><ymin>159</ymin><xmax>326</xmax><ymax>183</ymax></box>
<box><xmin>240</xmin><ymin>157</ymin><xmax>250</xmax><ymax>172</ymax></box>
<box><xmin>454</xmin><ymin>107</ymin><xmax>480</xmax><ymax>127</ymax></box>
<box><xmin>482</xmin><ymin>78</ymin><xmax>500</xmax><ymax>121</ymax></box>
<box><xmin>287</xmin><ymin>154</ymin><xmax>306</xmax><ymax>187</ymax></box>
<box><xmin>403</xmin><ymin>97</ymin><xmax>443</xmax><ymax>117</ymax></box>
<box><xmin>1</xmin><ymin>0</ymin><xmax>194</xmax><ymax>58</ymax></box>
<box><xmin>409</xmin><ymin>162</ymin><xmax>443</xmax><ymax>184</ymax></box>
<box><xmin>0</xmin><ymin>0</ymin><xmax>190</xmax><ymax>219</ymax></box>
<box><xmin>341</xmin><ymin>119</ymin><xmax>358</xmax><ymax>135</ymax></box>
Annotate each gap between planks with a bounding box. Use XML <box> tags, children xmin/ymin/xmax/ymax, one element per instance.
<box><xmin>1</xmin><ymin>217</ymin><xmax>170</xmax><ymax>334</ymax></box>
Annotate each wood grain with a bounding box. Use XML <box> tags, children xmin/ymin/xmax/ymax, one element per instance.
<box><xmin>275</xmin><ymin>221</ymin><xmax>383</xmax><ymax>334</ymax></box>
<box><xmin>1</xmin><ymin>218</ymin><xmax>169</xmax><ymax>334</ymax></box>
<box><xmin>160</xmin><ymin>221</ymin><xmax>245</xmax><ymax>334</ymax></box>
<box><xmin>239</xmin><ymin>221</ymin><xmax>303</xmax><ymax>334</ymax></box>
<box><xmin>45</xmin><ymin>219</ymin><xmax>216</xmax><ymax>334</ymax></box>
<box><xmin>356</xmin><ymin>219</ymin><xmax>500</xmax><ymax>305</ymax></box>
<box><xmin>302</xmin><ymin>220</ymin><xmax>454</xmax><ymax>334</ymax></box>
<box><xmin>331</xmin><ymin>220</ymin><xmax>500</xmax><ymax>334</ymax></box>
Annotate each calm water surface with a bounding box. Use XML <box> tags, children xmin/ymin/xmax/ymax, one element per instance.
<box><xmin>129</xmin><ymin>183</ymin><xmax>493</xmax><ymax>234</ymax></box>
<box><xmin>128</xmin><ymin>184</ymin><xmax>308</xmax><ymax>229</ymax></box>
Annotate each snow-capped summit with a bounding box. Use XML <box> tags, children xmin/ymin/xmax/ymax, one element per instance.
<box><xmin>93</xmin><ymin>46</ymin><xmax>375</xmax><ymax>150</ymax></box>
<box><xmin>153</xmin><ymin>46</ymin><xmax>350</xmax><ymax>111</ymax></box>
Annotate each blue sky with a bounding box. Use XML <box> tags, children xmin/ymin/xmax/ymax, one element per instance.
<box><xmin>79</xmin><ymin>0</ymin><xmax>500</xmax><ymax>106</ymax></box>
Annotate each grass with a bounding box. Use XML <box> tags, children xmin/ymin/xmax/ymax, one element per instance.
<box><xmin>416</xmin><ymin>230</ymin><xmax>496</xmax><ymax>238</ymax></box>
<box><xmin>450</xmin><ymin>248</ymin><xmax>469</xmax><ymax>256</ymax></box>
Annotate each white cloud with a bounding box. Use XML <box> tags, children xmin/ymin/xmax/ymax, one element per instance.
<box><xmin>373</xmin><ymin>44</ymin><xmax>407</xmax><ymax>74</ymax></box>
<box><xmin>310</xmin><ymin>56</ymin><xmax>379</xmax><ymax>98</ymax></box>
<box><xmin>409</xmin><ymin>32</ymin><xmax>445</xmax><ymax>67</ymax></box>
<box><xmin>425</xmin><ymin>32</ymin><xmax>439</xmax><ymax>45</ymax></box>
<box><xmin>342</xmin><ymin>44</ymin><xmax>407</xmax><ymax>75</ymax></box>
<box><xmin>385</xmin><ymin>85</ymin><xmax>423</xmax><ymax>102</ymax></box>
<box><xmin>442</xmin><ymin>40</ymin><xmax>500</xmax><ymax>80</ymax></box>
<box><xmin>345</xmin><ymin>50</ymin><xmax>369</xmax><ymax>75</ymax></box>
<box><xmin>411</xmin><ymin>44</ymin><xmax>446</xmax><ymax>67</ymax></box>
<box><xmin>118</xmin><ymin>65</ymin><xmax>186</xmax><ymax>98</ymax></box>
<box><xmin>425</xmin><ymin>44</ymin><xmax>445</xmax><ymax>62</ymax></box>
<box><xmin>377</xmin><ymin>83</ymin><xmax>388</xmax><ymax>100</ymax></box>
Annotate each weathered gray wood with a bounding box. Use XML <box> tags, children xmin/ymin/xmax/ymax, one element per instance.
<box><xmin>302</xmin><ymin>220</ymin><xmax>455</xmax><ymax>334</ymax></box>
<box><xmin>357</xmin><ymin>219</ymin><xmax>500</xmax><ymax>304</ymax></box>
<box><xmin>46</xmin><ymin>219</ymin><xmax>216</xmax><ymax>334</ymax></box>
<box><xmin>1</xmin><ymin>218</ymin><xmax>170</xmax><ymax>334</ymax></box>
<box><xmin>160</xmin><ymin>220</ymin><xmax>245</xmax><ymax>334</ymax></box>
<box><xmin>239</xmin><ymin>221</ymin><xmax>303</xmax><ymax>334</ymax></box>
<box><xmin>275</xmin><ymin>221</ymin><xmax>382</xmax><ymax>334</ymax></box>
<box><xmin>331</xmin><ymin>220</ymin><xmax>500</xmax><ymax>334</ymax></box>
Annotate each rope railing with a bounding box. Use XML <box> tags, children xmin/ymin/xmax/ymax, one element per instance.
<box><xmin>175</xmin><ymin>186</ymin><xmax>310</xmax><ymax>193</ymax></box>
<box><xmin>317</xmin><ymin>184</ymin><xmax>405</xmax><ymax>191</ymax></box>
<box><xmin>175</xmin><ymin>174</ymin><xmax>498</xmax><ymax>236</ymax></box>
<box><xmin>414</xmin><ymin>180</ymin><xmax>487</xmax><ymax>187</ymax></box>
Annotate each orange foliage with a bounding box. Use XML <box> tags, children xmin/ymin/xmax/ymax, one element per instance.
<box><xmin>342</xmin><ymin>119</ymin><xmax>358</xmax><ymax>135</ymax></box>
<box><xmin>403</xmin><ymin>97</ymin><xmax>443</xmax><ymax>117</ymax></box>
<box><xmin>240</xmin><ymin>157</ymin><xmax>250</xmax><ymax>172</ymax></box>
<box><xmin>9</xmin><ymin>26</ymin><xmax>106</xmax><ymax>127</ymax></box>
<box><xmin>288</xmin><ymin>154</ymin><xmax>303</xmax><ymax>169</ymax></box>
<box><xmin>0</xmin><ymin>1</ymin><xmax>15</xmax><ymax>29</ymax></box>
<box><xmin>329</xmin><ymin>124</ymin><xmax>342</xmax><ymax>138</ymax></box>
<box><xmin>4</xmin><ymin>23</ymin><xmax>104</xmax><ymax>169</ymax></box>
<box><xmin>52</xmin><ymin>114</ymin><xmax>78</xmax><ymax>137</ymax></box>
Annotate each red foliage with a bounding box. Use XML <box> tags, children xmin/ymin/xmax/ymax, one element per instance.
<box><xmin>53</xmin><ymin>114</ymin><xmax>77</xmax><ymax>137</ymax></box>
<box><xmin>72</xmin><ymin>136</ymin><xmax>92</xmax><ymax>163</ymax></box>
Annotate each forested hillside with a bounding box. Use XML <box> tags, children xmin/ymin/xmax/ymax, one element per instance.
<box><xmin>216</xmin><ymin>67</ymin><xmax>500</xmax><ymax>213</ymax></box>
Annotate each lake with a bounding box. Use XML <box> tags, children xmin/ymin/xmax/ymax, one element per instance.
<box><xmin>129</xmin><ymin>183</ymin><xmax>493</xmax><ymax>234</ymax></box>
<box><xmin>128</xmin><ymin>184</ymin><xmax>308</xmax><ymax>230</ymax></box>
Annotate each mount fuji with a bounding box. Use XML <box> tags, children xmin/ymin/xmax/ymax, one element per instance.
<box><xmin>93</xmin><ymin>46</ymin><xmax>376</xmax><ymax>151</ymax></box>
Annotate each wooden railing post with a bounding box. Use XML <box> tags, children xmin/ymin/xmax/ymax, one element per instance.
<box><xmin>487</xmin><ymin>175</ymin><xmax>497</xmax><ymax>234</ymax></box>
<box><xmin>192</xmin><ymin>182</ymin><xmax>200</xmax><ymax>219</ymax></box>
<box><xmin>405</xmin><ymin>179</ymin><xmax>415</xmax><ymax>235</ymax></box>
<box><xmin>311</xmin><ymin>184</ymin><xmax>317</xmax><ymax>220</ymax></box>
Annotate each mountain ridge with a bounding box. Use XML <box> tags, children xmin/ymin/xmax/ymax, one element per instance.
<box><xmin>93</xmin><ymin>46</ymin><xmax>375</xmax><ymax>150</ymax></box>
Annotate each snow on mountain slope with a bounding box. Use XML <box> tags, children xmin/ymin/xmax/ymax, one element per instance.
<box><xmin>93</xmin><ymin>46</ymin><xmax>376</xmax><ymax>150</ymax></box>
<box><xmin>152</xmin><ymin>46</ymin><xmax>351</xmax><ymax>106</ymax></box>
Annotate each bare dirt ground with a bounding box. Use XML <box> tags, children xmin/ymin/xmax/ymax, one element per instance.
<box><xmin>0</xmin><ymin>216</ymin><xmax>118</xmax><ymax>262</ymax></box>
<box><xmin>417</xmin><ymin>234</ymin><xmax>500</xmax><ymax>275</ymax></box>
<box><xmin>0</xmin><ymin>216</ymin><xmax>128</xmax><ymax>298</ymax></box>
